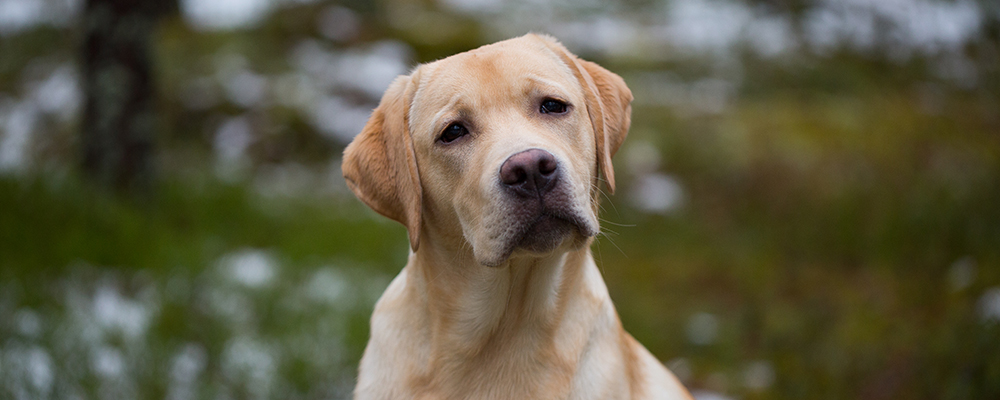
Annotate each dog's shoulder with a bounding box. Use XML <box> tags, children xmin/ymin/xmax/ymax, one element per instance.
<box><xmin>629</xmin><ymin>336</ymin><xmax>694</xmax><ymax>400</ymax></box>
<box><xmin>356</xmin><ymin>268</ymin><xmax>431</xmax><ymax>399</ymax></box>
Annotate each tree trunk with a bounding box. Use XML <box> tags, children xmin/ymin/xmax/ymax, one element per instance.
<box><xmin>81</xmin><ymin>0</ymin><xmax>173</xmax><ymax>192</ymax></box>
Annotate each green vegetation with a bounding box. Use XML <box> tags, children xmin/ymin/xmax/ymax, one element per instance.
<box><xmin>4</xmin><ymin>85</ymin><xmax>998</xmax><ymax>399</ymax></box>
<box><xmin>604</xmin><ymin>91</ymin><xmax>1000</xmax><ymax>398</ymax></box>
<box><xmin>2</xmin><ymin>1</ymin><xmax>999</xmax><ymax>399</ymax></box>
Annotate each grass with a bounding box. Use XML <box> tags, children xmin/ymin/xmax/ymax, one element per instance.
<box><xmin>0</xmin><ymin>174</ymin><xmax>408</xmax><ymax>278</ymax></box>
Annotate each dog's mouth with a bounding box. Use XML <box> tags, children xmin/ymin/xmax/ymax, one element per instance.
<box><xmin>518</xmin><ymin>209</ymin><xmax>593</xmax><ymax>248</ymax></box>
<box><xmin>479</xmin><ymin>206</ymin><xmax>595</xmax><ymax>267</ymax></box>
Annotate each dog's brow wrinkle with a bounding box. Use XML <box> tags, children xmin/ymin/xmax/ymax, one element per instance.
<box><xmin>525</xmin><ymin>75</ymin><xmax>570</xmax><ymax>93</ymax></box>
<box><xmin>429</xmin><ymin>95</ymin><xmax>468</xmax><ymax>131</ymax></box>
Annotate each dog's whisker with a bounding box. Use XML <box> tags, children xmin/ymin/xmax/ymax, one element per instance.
<box><xmin>594</xmin><ymin>239</ymin><xmax>607</xmax><ymax>276</ymax></box>
<box><xmin>596</xmin><ymin>230</ymin><xmax>627</xmax><ymax>258</ymax></box>
<box><xmin>598</xmin><ymin>217</ymin><xmax>634</xmax><ymax>228</ymax></box>
<box><xmin>600</xmin><ymin>191</ymin><xmax>622</xmax><ymax>218</ymax></box>
<box><xmin>599</xmin><ymin>227</ymin><xmax>621</xmax><ymax>236</ymax></box>
<box><xmin>597</xmin><ymin>228</ymin><xmax>619</xmax><ymax>238</ymax></box>
<box><xmin>589</xmin><ymin>180</ymin><xmax>622</xmax><ymax>218</ymax></box>
<box><xmin>590</xmin><ymin>185</ymin><xmax>611</xmax><ymax>214</ymax></box>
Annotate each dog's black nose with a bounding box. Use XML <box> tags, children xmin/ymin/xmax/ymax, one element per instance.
<box><xmin>500</xmin><ymin>149</ymin><xmax>558</xmax><ymax>197</ymax></box>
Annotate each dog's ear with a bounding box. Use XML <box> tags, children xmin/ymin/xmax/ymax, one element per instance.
<box><xmin>342</xmin><ymin>74</ymin><xmax>423</xmax><ymax>250</ymax></box>
<box><xmin>535</xmin><ymin>35</ymin><xmax>633</xmax><ymax>194</ymax></box>
<box><xmin>576</xmin><ymin>59</ymin><xmax>632</xmax><ymax>194</ymax></box>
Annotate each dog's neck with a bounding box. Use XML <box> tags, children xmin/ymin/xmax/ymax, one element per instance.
<box><xmin>408</xmin><ymin>229</ymin><xmax>598</xmax><ymax>364</ymax></box>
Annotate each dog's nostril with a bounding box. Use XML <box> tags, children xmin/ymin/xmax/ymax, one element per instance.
<box><xmin>538</xmin><ymin>153</ymin><xmax>557</xmax><ymax>176</ymax></box>
<box><xmin>500</xmin><ymin>149</ymin><xmax>558</xmax><ymax>195</ymax></box>
<box><xmin>504</xmin><ymin>166</ymin><xmax>528</xmax><ymax>185</ymax></box>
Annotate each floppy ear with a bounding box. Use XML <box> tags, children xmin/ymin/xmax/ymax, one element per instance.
<box><xmin>536</xmin><ymin>35</ymin><xmax>633</xmax><ymax>193</ymax></box>
<box><xmin>342</xmin><ymin>75</ymin><xmax>423</xmax><ymax>250</ymax></box>
<box><xmin>576</xmin><ymin>59</ymin><xmax>632</xmax><ymax>194</ymax></box>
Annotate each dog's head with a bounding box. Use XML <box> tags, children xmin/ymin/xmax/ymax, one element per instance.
<box><xmin>343</xmin><ymin>34</ymin><xmax>632</xmax><ymax>267</ymax></box>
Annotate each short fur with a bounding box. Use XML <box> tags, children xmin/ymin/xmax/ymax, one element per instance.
<box><xmin>343</xmin><ymin>34</ymin><xmax>692</xmax><ymax>400</ymax></box>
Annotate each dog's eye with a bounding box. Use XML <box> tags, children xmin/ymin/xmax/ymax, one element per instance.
<box><xmin>439</xmin><ymin>122</ymin><xmax>468</xmax><ymax>143</ymax></box>
<box><xmin>540</xmin><ymin>99</ymin><xmax>568</xmax><ymax>114</ymax></box>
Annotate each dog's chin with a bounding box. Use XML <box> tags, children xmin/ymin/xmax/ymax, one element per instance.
<box><xmin>475</xmin><ymin>214</ymin><xmax>596</xmax><ymax>268</ymax></box>
<box><xmin>515</xmin><ymin>215</ymin><xmax>574</xmax><ymax>253</ymax></box>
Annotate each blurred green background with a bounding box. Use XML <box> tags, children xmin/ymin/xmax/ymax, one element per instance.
<box><xmin>1</xmin><ymin>0</ymin><xmax>999</xmax><ymax>399</ymax></box>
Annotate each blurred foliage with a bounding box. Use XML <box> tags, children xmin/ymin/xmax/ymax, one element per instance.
<box><xmin>605</xmin><ymin>91</ymin><xmax>1000</xmax><ymax>398</ymax></box>
<box><xmin>2</xmin><ymin>0</ymin><xmax>1000</xmax><ymax>399</ymax></box>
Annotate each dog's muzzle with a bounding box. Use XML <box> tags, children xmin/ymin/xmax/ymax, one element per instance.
<box><xmin>495</xmin><ymin>149</ymin><xmax>596</xmax><ymax>260</ymax></box>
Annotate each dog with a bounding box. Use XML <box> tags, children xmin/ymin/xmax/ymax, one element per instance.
<box><xmin>342</xmin><ymin>33</ymin><xmax>692</xmax><ymax>400</ymax></box>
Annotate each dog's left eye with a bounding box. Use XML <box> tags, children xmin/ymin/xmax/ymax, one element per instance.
<box><xmin>540</xmin><ymin>99</ymin><xmax>568</xmax><ymax>114</ymax></box>
<box><xmin>439</xmin><ymin>122</ymin><xmax>469</xmax><ymax>143</ymax></box>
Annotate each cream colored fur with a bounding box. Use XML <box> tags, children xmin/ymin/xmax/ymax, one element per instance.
<box><xmin>342</xmin><ymin>34</ymin><xmax>692</xmax><ymax>400</ymax></box>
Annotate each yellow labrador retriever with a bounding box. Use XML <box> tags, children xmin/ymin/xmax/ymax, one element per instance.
<box><xmin>342</xmin><ymin>34</ymin><xmax>692</xmax><ymax>400</ymax></box>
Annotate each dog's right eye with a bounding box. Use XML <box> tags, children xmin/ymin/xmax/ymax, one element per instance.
<box><xmin>540</xmin><ymin>98</ymin><xmax>568</xmax><ymax>114</ymax></box>
<box><xmin>439</xmin><ymin>122</ymin><xmax>468</xmax><ymax>144</ymax></box>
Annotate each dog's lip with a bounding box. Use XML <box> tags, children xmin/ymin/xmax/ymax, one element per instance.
<box><xmin>529</xmin><ymin>209</ymin><xmax>595</xmax><ymax>238</ymax></box>
<box><xmin>480</xmin><ymin>207</ymin><xmax>594</xmax><ymax>266</ymax></box>
<box><xmin>507</xmin><ymin>203</ymin><xmax>595</xmax><ymax>241</ymax></box>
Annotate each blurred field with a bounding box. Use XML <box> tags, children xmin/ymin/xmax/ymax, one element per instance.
<box><xmin>2</xmin><ymin>1</ymin><xmax>1000</xmax><ymax>399</ymax></box>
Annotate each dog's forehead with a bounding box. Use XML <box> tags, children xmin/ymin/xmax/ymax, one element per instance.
<box><xmin>413</xmin><ymin>37</ymin><xmax>581</xmax><ymax>108</ymax></box>
<box><xmin>447</xmin><ymin>38</ymin><xmax>566</xmax><ymax>79</ymax></box>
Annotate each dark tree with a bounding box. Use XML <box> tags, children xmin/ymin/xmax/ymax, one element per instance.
<box><xmin>81</xmin><ymin>0</ymin><xmax>175</xmax><ymax>192</ymax></box>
